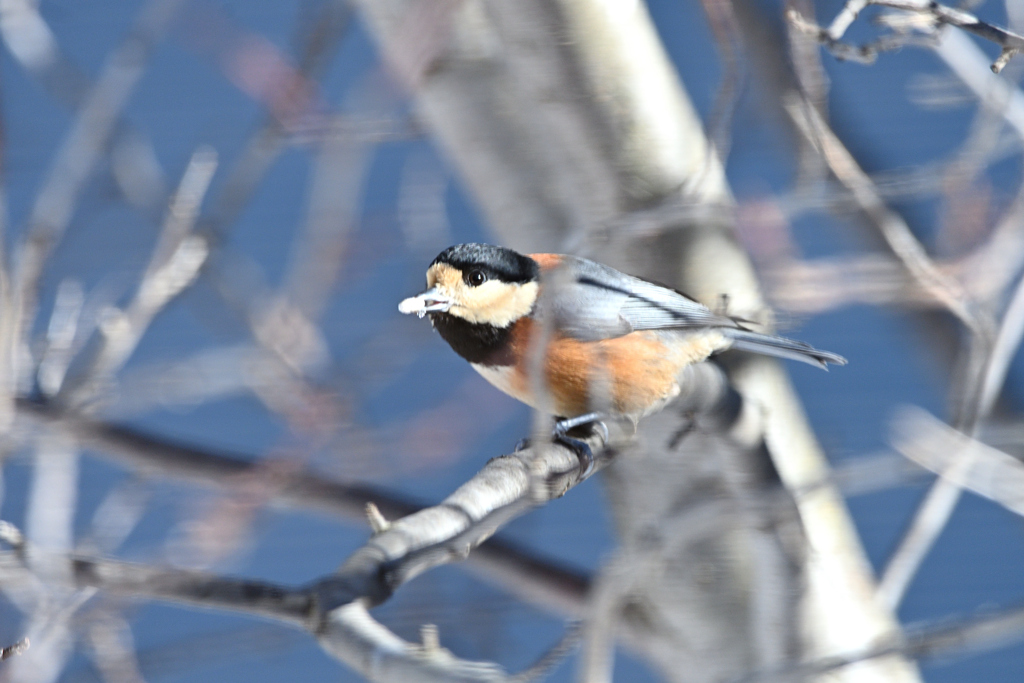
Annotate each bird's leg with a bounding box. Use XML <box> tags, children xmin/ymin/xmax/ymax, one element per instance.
<box><xmin>554</xmin><ymin>412</ymin><xmax>608</xmax><ymax>435</ymax></box>
<box><xmin>553</xmin><ymin>413</ymin><xmax>609</xmax><ymax>479</ymax></box>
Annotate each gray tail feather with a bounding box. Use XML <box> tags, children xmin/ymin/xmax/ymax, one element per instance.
<box><xmin>723</xmin><ymin>329</ymin><xmax>847</xmax><ymax>370</ymax></box>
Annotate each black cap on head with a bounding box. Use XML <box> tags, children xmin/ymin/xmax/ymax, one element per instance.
<box><xmin>431</xmin><ymin>243</ymin><xmax>538</xmax><ymax>284</ymax></box>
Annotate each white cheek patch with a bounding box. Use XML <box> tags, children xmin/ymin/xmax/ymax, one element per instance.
<box><xmin>456</xmin><ymin>281</ymin><xmax>538</xmax><ymax>327</ymax></box>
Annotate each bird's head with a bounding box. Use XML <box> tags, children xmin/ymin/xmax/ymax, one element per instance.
<box><xmin>399</xmin><ymin>243</ymin><xmax>540</xmax><ymax>327</ymax></box>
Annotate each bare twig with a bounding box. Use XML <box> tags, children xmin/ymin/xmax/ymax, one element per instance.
<box><xmin>82</xmin><ymin>478</ymin><xmax>152</xmax><ymax>555</ymax></box>
<box><xmin>0</xmin><ymin>424</ymin><xmax>616</xmax><ymax>682</ymax></box>
<box><xmin>698</xmin><ymin>0</ymin><xmax>746</xmax><ymax>164</ymax></box>
<box><xmin>365</xmin><ymin>502</ymin><xmax>391</xmax><ymax>534</ymax></box>
<box><xmin>779</xmin><ymin>26</ymin><xmax>1005</xmax><ymax>623</ymax></box>
<box><xmin>183</xmin><ymin>14</ymin><xmax>371</xmax><ymax>437</ymax></box>
<box><xmin>0</xmin><ymin>637</ymin><xmax>29</xmax><ymax>660</ymax></box>
<box><xmin>0</xmin><ymin>0</ymin><xmax>171</xmax><ymax>211</ymax></box>
<box><xmin>763</xmin><ymin>254</ymin><xmax>933</xmax><ymax>312</ymax></box>
<box><xmin>578</xmin><ymin>554</ymin><xmax>629</xmax><ymax>683</ymax></box>
<box><xmin>42</xmin><ymin>2</ymin><xmax>355</xmax><ymax>418</ymax></box>
<box><xmin>892</xmin><ymin>407</ymin><xmax>1024</xmax><ymax>517</ymax></box>
<box><xmin>12</xmin><ymin>387</ymin><xmax>933</xmax><ymax>622</ymax></box>
<box><xmin>309</xmin><ymin>427</ymin><xmax>616</xmax><ymax>682</ymax></box>
<box><xmin>877</xmin><ymin>266</ymin><xmax>1024</xmax><ymax>608</ymax></box>
<box><xmin>733</xmin><ymin>601</ymin><xmax>1024</xmax><ymax>682</ymax></box>
<box><xmin>788</xmin><ymin>5</ymin><xmax>938</xmax><ymax>66</ymax></box>
<box><xmin>935</xmin><ymin>28</ymin><xmax>1024</xmax><ymax>141</ymax></box>
<box><xmin>12</xmin><ymin>397</ymin><xmax>598</xmax><ymax>620</ymax></box>
<box><xmin>63</xmin><ymin>146</ymin><xmax>219</xmax><ymax>403</ymax></box>
<box><xmin>762</xmin><ymin>236</ymin><xmax>1024</xmax><ymax>314</ymax></box>
<box><xmin>314</xmin><ymin>426</ymin><xmax>619</xmax><ymax>612</ymax></box>
<box><xmin>784</xmin><ymin>94</ymin><xmax>983</xmax><ymax>332</ymax></box>
<box><xmin>508</xmin><ymin>623</ymin><xmax>581</xmax><ymax>683</ymax></box>
<box><xmin>791</xmin><ymin>0</ymin><xmax>1024</xmax><ymax>73</ymax></box>
<box><xmin>87</xmin><ymin>615</ymin><xmax>145</xmax><ymax>683</ymax></box>
<box><xmin>11</xmin><ymin>0</ymin><xmax>187</xmax><ymax>368</ymax></box>
<box><xmin>71</xmin><ymin>556</ymin><xmax>313</xmax><ymax>627</ymax></box>
<box><xmin>976</xmin><ymin>275</ymin><xmax>1024</xmax><ymax>421</ymax></box>
<box><xmin>201</xmin><ymin>1</ymin><xmax>353</xmax><ymax>245</ymax></box>
<box><xmin>14</xmin><ymin>397</ymin><xmax>407</xmax><ymax>520</ymax></box>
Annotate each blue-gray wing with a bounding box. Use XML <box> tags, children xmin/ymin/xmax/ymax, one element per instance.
<box><xmin>539</xmin><ymin>256</ymin><xmax>737</xmax><ymax>341</ymax></box>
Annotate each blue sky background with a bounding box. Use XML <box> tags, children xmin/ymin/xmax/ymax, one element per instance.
<box><xmin>1</xmin><ymin>0</ymin><xmax>1023</xmax><ymax>680</ymax></box>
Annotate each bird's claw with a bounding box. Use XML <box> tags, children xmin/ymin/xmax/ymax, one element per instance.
<box><xmin>552</xmin><ymin>415</ymin><xmax>608</xmax><ymax>480</ymax></box>
<box><xmin>514</xmin><ymin>432</ymin><xmax>592</xmax><ymax>478</ymax></box>
<box><xmin>516</xmin><ymin>415</ymin><xmax>607</xmax><ymax>479</ymax></box>
<box><xmin>554</xmin><ymin>432</ymin><xmax>594</xmax><ymax>480</ymax></box>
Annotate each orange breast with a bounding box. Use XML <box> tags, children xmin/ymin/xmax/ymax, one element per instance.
<box><xmin>500</xmin><ymin>318</ymin><xmax>726</xmax><ymax>420</ymax></box>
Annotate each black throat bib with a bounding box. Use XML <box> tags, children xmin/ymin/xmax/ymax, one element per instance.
<box><xmin>430</xmin><ymin>313</ymin><xmax>514</xmax><ymax>366</ymax></box>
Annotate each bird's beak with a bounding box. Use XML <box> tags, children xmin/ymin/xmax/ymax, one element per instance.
<box><xmin>398</xmin><ymin>287</ymin><xmax>452</xmax><ymax>318</ymax></box>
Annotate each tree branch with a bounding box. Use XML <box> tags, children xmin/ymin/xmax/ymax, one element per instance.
<box><xmin>877</xmin><ymin>267</ymin><xmax>1024</xmax><ymax>608</ymax></box>
<box><xmin>783</xmin><ymin>93</ymin><xmax>983</xmax><ymax>333</ymax></box>
<box><xmin>11</xmin><ymin>0</ymin><xmax>188</xmax><ymax>365</ymax></box>
<box><xmin>791</xmin><ymin>0</ymin><xmax>1024</xmax><ymax>73</ymax></box>
<box><xmin>0</xmin><ymin>638</ymin><xmax>29</xmax><ymax>661</ymax></box>
<box><xmin>1</xmin><ymin>424</ymin><xmax>621</xmax><ymax>682</ymax></box>
<box><xmin>734</xmin><ymin>601</ymin><xmax>1024</xmax><ymax>683</ymax></box>
<box><xmin>890</xmin><ymin>407</ymin><xmax>1024</xmax><ymax>532</ymax></box>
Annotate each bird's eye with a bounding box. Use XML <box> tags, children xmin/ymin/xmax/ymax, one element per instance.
<box><xmin>466</xmin><ymin>270</ymin><xmax>487</xmax><ymax>287</ymax></box>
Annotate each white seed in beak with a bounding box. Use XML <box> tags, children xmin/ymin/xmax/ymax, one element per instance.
<box><xmin>398</xmin><ymin>288</ymin><xmax>452</xmax><ymax>318</ymax></box>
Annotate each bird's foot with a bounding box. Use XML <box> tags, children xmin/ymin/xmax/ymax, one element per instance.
<box><xmin>553</xmin><ymin>413</ymin><xmax>609</xmax><ymax>480</ymax></box>
<box><xmin>554</xmin><ymin>432</ymin><xmax>594</xmax><ymax>479</ymax></box>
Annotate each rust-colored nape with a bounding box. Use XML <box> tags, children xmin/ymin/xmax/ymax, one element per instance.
<box><xmin>528</xmin><ymin>253</ymin><xmax>563</xmax><ymax>270</ymax></box>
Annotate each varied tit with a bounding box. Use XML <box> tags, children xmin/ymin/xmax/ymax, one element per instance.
<box><xmin>399</xmin><ymin>243</ymin><xmax>845</xmax><ymax>470</ymax></box>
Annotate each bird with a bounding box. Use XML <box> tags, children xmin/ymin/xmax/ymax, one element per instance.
<box><xmin>399</xmin><ymin>243</ymin><xmax>845</xmax><ymax>471</ymax></box>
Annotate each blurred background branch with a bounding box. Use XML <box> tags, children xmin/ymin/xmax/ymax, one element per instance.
<box><xmin>0</xmin><ymin>0</ymin><xmax>1022</xmax><ymax>682</ymax></box>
